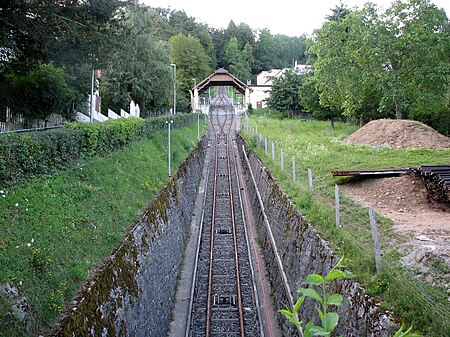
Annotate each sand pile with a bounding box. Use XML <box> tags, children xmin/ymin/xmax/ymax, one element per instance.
<box><xmin>344</xmin><ymin>119</ymin><xmax>450</xmax><ymax>150</ymax></box>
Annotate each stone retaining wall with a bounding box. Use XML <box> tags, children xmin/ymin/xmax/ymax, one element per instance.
<box><xmin>239</xmin><ymin>139</ymin><xmax>395</xmax><ymax>337</ymax></box>
<box><xmin>54</xmin><ymin>138</ymin><xmax>207</xmax><ymax>337</ymax></box>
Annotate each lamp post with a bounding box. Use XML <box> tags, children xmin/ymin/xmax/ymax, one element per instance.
<box><xmin>90</xmin><ymin>64</ymin><xmax>95</xmax><ymax>123</ymax></box>
<box><xmin>166</xmin><ymin>119</ymin><xmax>173</xmax><ymax>177</ymax></box>
<box><xmin>170</xmin><ymin>63</ymin><xmax>176</xmax><ymax>115</ymax></box>
<box><xmin>168</xmin><ymin>63</ymin><xmax>176</xmax><ymax>177</ymax></box>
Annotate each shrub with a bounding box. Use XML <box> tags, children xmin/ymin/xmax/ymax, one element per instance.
<box><xmin>67</xmin><ymin>118</ymin><xmax>144</xmax><ymax>156</ymax></box>
<box><xmin>1</xmin><ymin>113</ymin><xmax>198</xmax><ymax>187</ymax></box>
<box><xmin>0</xmin><ymin>129</ymin><xmax>83</xmax><ymax>187</ymax></box>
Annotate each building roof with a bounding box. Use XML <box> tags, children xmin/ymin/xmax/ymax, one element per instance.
<box><xmin>195</xmin><ymin>68</ymin><xmax>252</xmax><ymax>95</ymax></box>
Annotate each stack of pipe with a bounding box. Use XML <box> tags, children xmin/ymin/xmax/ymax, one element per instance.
<box><xmin>418</xmin><ymin>166</ymin><xmax>450</xmax><ymax>203</ymax></box>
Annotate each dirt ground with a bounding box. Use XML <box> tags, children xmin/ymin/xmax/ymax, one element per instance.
<box><xmin>341</xmin><ymin>173</ymin><xmax>450</xmax><ymax>291</ymax></box>
<box><xmin>341</xmin><ymin>119</ymin><xmax>450</xmax><ymax>292</ymax></box>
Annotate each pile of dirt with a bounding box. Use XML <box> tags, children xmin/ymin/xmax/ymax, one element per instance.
<box><xmin>344</xmin><ymin>119</ymin><xmax>450</xmax><ymax>150</ymax></box>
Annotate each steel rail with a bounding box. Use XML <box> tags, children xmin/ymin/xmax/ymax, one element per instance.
<box><xmin>205</xmin><ymin>111</ymin><xmax>220</xmax><ymax>337</ymax></box>
<box><xmin>225</xmin><ymin>115</ymin><xmax>245</xmax><ymax>337</ymax></box>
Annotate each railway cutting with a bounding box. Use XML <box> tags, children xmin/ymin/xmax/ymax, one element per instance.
<box><xmin>187</xmin><ymin>106</ymin><xmax>261</xmax><ymax>336</ymax></box>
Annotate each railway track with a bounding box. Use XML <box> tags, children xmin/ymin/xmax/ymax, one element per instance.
<box><xmin>187</xmin><ymin>106</ymin><xmax>261</xmax><ymax>336</ymax></box>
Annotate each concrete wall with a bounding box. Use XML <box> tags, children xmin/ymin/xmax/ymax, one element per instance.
<box><xmin>239</xmin><ymin>139</ymin><xmax>395</xmax><ymax>337</ymax></box>
<box><xmin>54</xmin><ymin>138</ymin><xmax>207</xmax><ymax>337</ymax></box>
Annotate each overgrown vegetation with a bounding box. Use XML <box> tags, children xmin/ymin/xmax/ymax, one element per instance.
<box><xmin>266</xmin><ymin>1</ymin><xmax>450</xmax><ymax>134</ymax></box>
<box><xmin>244</xmin><ymin>109</ymin><xmax>450</xmax><ymax>336</ymax></box>
<box><xmin>0</xmin><ymin>114</ymin><xmax>196</xmax><ymax>188</ymax></box>
<box><xmin>0</xmin><ymin>122</ymin><xmax>205</xmax><ymax>336</ymax></box>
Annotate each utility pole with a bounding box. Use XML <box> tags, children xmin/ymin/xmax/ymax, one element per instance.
<box><xmin>170</xmin><ymin>64</ymin><xmax>176</xmax><ymax>115</ymax></box>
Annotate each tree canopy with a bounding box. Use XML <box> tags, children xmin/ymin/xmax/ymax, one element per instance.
<box><xmin>3</xmin><ymin>0</ymin><xmax>447</xmax><ymax>133</ymax></box>
<box><xmin>266</xmin><ymin>0</ymin><xmax>449</xmax><ymax>135</ymax></box>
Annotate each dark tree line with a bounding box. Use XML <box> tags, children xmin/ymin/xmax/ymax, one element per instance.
<box><xmin>0</xmin><ymin>1</ymin><xmax>308</xmax><ymax>121</ymax></box>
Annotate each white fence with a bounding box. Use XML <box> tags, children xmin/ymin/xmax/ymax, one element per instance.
<box><xmin>2</xmin><ymin>100</ymin><xmax>141</xmax><ymax>133</ymax></box>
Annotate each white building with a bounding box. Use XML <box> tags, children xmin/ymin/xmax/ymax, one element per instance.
<box><xmin>249</xmin><ymin>63</ymin><xmax>311</xmax><ymax>109</ymax></box>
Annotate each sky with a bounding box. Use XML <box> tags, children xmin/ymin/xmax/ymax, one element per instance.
<box><xmin>141</xmin><ymin>0</ymin><xmax>450</xmax><ymax>36</ymax></box>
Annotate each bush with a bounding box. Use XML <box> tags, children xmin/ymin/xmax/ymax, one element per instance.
<box><xmin>141</xmin><ymin>113</ymin><xmax>196</xmax><ymax>138</ymax></box>
<box><xmin>0</xmin><ymin>113</ymin><xmax>198</xmax><ymax>187</ymax></box>
<box><xmin>0</xmin><ymin>129</ymin><xmax>83</xmax><ymax>187</ymax></box>
<box><xmin>67</xmin><ymin>118</ymin><xmax>144</xmax><ymax>156</ymax></box>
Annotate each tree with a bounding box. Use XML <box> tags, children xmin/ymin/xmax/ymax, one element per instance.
<box><xmin>326</xmin><ymin>1</ymin><xmax>352</xmax><ymax>21</ymax></box>
<box><xmin>2</xmin><ymin>63</ymin><xmax>75</xmax><ymax>124</ymax></box>
<box><xmin>309</xmin><ymin>0</ymin><xmax>450</xmax><ymax>132</ymax></box>
<box><xmin>273</xmin><ymin>34</ymin><xmax>308</xmax><ymax>68</ymax></box>
<box><xmin>169</xmin><ymin>33</ymin><xmax>212</xmax><ymax>111</ymax></box>
<box><xmin>0</xmin><ymin>0</ymin><xmax>134</xmax><ymax>118</ymax></box>
<box><xmin>267</xmin><ymin>70</ymin><xmax>304</xmax><ymax>117</ymax></box>
<box><xmin>235</xmin><ymin>23</ymin><xmax>255</xmax><ymax>49</ymax></box>
<box><xmin>299</xmin><ymin>73</ymin><xmax>329</xmax><ymax>118</ymax></box>
<box><xmin>151</xmin><ymin>8</ymin><xmax>217</xmax><ymax>68</ymax></box>
<box><xmin>253</xmin><ymin>29</ymin><xmax>277</xmax><ymax>73</ymax></box>
<box><xmin>223</xmin><ymin>37</ymin><xmax>251</xmax><ymax>81</ymax></box>
<box><xmin>379</xmin><ymin>0</ymin><xmax>449</xmax><ymax>124</ymax></box>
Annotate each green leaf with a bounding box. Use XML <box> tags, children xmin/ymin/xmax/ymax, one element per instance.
<box><xmin>293</xmin><ymin>295</ymin><xmax>305</xmax><ymax>313</ymax></box>
<box><xmin>279</xmin><ymin>309</ymin><xmax>302</xmax><ymax>328</ymax></box>
<box><xmin>304</xmin><ymin>273</ymin><xmax>324</xmax><ymax>285</ymax></box>
<box><xmin>304</xmin><ymin>322</ymin><xmax>315</xmax><ymax>337</ymax></box>
<box><xmin>309</xmin><ymin>325</ymin><xmax>331</xmax><ymax>336</ymax></box>
<box><xmin>322</xmin><ymin>312</ymin><xmax>339</xmax><ymax>332</ymax></box>
<box><xmin>298</xmin><ymin>287</ymin><xmax>324</xmax><ymax>305</ymax></box>
<box><xmin>325</xmin><ymin>269</ymin><xmax>351</xmax><ymax>281</ymax></box>
<box><xmin>327</xmin><ymin>293</ymin><xmax>344</xmax><ymax>307</ymax></box>
<box><xmin>317</xmin><ymin>308</ymin><xmax>324</xmax><ymax>319</ymax></box>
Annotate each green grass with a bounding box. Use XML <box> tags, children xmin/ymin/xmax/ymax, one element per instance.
<box><xmin>243</xmin><ymin>109</ymin><xmax>450</xmax><ymax>336</ymax></box>
<box><xmin>0</xmin><ymin>122</ymin><xmax>206</xmax><ymax>336</ymax></box>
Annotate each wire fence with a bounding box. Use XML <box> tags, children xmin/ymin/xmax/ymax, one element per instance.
<box><xmin>242</xmin><ymin>119</ymin><xmax>450</xmax><ymax>336</ymax></box>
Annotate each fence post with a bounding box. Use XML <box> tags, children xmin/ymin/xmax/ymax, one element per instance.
<box><xmin>280</xmin><ymin>149</ymin><xmax>284</xmax><ymax>171</ymax></box>
<box><xmin>259</xmin><ymin>133</ymin><xmax>262</xmax><ymax>144</ymax></box>
<box><xmin>292</xmin><ymin>157</ymin><xmax>296</xmax><ymax>182</ymax></box>
<box><xmin>369</xmin><ymin>208</ymin><xmax>382</xmax><ymax>272</ymax></box>
<box><xmin>308</xmin><ymin>168</ymin><xmax>313</xmax><ymax>193</ymax></box>
<box><xmin>271</xmin><ymin>142</ymin><xmax>275</xmax><ymax>161</ymax></box>
<box><xmin>335</xmin><ymin>185</ymin><xmax>340</xmax><ymax>227</ymax></box>
<box><xmin>264</xmin><ymin>138</ymin><xmax>268</xmax><ymax>155</ymax></box>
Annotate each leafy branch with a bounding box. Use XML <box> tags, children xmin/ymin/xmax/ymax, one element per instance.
<box><xmin>280</xmin><ymin>256</ymin><xmax>351</xmax><ymax>337</ymax></box>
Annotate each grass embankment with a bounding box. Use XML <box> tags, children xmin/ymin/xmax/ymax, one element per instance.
<box><xmin>243</xmin><ymin>109</ymin><xmax>450</xmax><ymax>336</ymax></box>
<box><xmin>0</xmin><ymin>122</ymin><xmax>206</xmax><ymax>336</ymax></box>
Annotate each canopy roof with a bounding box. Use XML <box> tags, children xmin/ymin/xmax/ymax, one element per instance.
<box><xmin>194</xmin><ymin>68</ymin><xmax>252</xmax><ymax>95</ymax></box>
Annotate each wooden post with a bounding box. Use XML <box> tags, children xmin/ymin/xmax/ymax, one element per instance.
<box><xmin>292</xmin><ymin>157</ymin><xmax>296</xmax><ymax>182</ymax></box>
<box><xmin>308</xmin><ymin>168</ymin><xmax>313</xmax><ymax>193</ymax></box>
<box><xmin>271</xmin><ymin>142</ymin><xmax>275</xmax><ymax>161</ymax></box>
<box><xmin>369</xmin><ymin>208</ymin><xmax>382</xmax><ymax>272</ymax></box>
<box><xmin>335</xmin><ymin>185</ymin><xmax>340</xmax><ymax>227</ymax></box>
<box><xmin>264</xmin><ymin>138</ymin><xmax>268</xmax><ymax>155</ymax></box>
<box><xmin>281</xmin><ymin>149</ymin><xmax>284</xmax><ymax>171</ymax></box>
<box><xmin>259</xmin><ymin>133</ymin><xmax>262</xmax><ymax>144</ymax></box>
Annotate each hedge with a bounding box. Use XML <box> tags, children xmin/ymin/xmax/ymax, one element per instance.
<box><xmin>0</xmin><ymin>113</ymin><xmax>198</xmax><ymax>188</ymax></box>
